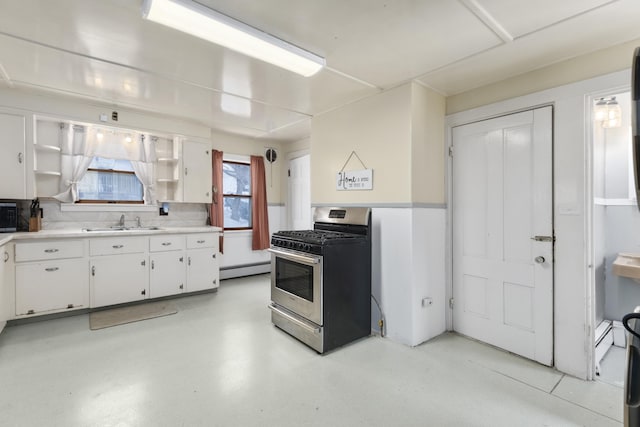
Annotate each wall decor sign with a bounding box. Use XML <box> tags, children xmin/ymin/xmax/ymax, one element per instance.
<box><xmin>336</xmin><ymin>151</ymin><xmax>373</xmax><ymax>191</ymax></box>
<box><xmin>336</xmin><ymin>169</ymin><xmax>373</xmax><ymax>190</ymax></box>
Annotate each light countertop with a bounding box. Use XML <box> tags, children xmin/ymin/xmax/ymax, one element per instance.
<box><xmin>0</xmin><ymin>226</ymin><xmax>222</xmax><ymax>245</ymax></box>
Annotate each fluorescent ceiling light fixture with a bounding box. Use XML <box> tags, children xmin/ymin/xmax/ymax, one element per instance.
<box><xmin>142</xmin><ymin>0</ymin><xmax>325</xmax><ymax>77</ymax></box>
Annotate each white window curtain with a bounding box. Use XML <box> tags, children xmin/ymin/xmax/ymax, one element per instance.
<box><xmin>54</xmin><ymin>124</ymin><xmax>93</xmax><ymax>203</ymax></box>
<box><xmin>54</xmin><ymin>126</ymin><xmax>158</xmax><ymax>203</ymax></box>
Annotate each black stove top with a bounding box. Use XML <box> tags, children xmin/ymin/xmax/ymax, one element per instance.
<box><xmin>273</xmin><ymin>229</ymin><xmax>361</xmax><ymax>244</ymax></box>
<box><xmin>271</xmin><ymin>229</ymin><xmax>366</xmax><ymax>254</ymax></box>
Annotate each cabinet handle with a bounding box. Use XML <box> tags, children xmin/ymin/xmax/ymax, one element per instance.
<box><xmin>206</xmin><ymin>192</ymin><xmax>210</xmax><ymax>197</ymax></box>
<box><xmin>188</xmin><ymin>256</ymin><xmax>191</xmax><ymax>266</ymax></box>
<box><xmin>141</xmin><ymin>289</ymin><xmax>146</xmax><ymax>296</ymax></box>
<box><xmin>112</xmin><ymin>245</ymin><xmax>124</xmax><ymax>249</ymax></box>
<box><xmin>161</xmin><ymin>242</ymin><xmax>172</xmax><ymax>246</ymax></box>
<box><xmin>213</xmin><ymin>279</ymin><xmax>217</xmax><ymax>285</ymax></box>
<box><xmin>179</xmin><ymin>284</ymin><xmax>184</xmax><ymax>290</ymax></box>
<box><xmin>197</xmin><ymin>240</ymin><xmax>205</xmax><ymax>244</ymax></box>
<box><xmin>92</xmin><ymin>266</ymin><xmax>95</xmax><ymax>276</ymax></box>
<box><xmin>18</xmin><ymin>152</ymin><xmax>23</xmax><ymax>164</ymax></box>
<box><xmin>45</xmin><ymin>267</ymin><xmax>59</xmax><ymax>272</ymax></box>
<box><xmin>3</xmin><ymin>251</ymin><xmax>8</xmax><ymax>262</ymax></box>
<box><xmin>151</xmin><ymin>260</ymin><xmax>155</xmax><ymax>270</ymax></box>
<box><xmin>212</xmin><ymin>253</ymin><xmax>216</xmax><ymax>259</ymax></box>
<box><xmin>141</xmin><ymin>260</ymin><xmax>146</xmax><ymax>266</ymax></box>
<box><xmin>179</xmin><ymin>256</ymin><xmax>184</xmax><ymax>262</ymax></box>
<box><xmin>184</xmin><ymin>167</ymin><xmax>188</xmax><ymax>176</ymax></box>
<box><xmin>44</xmin><ymin>248</ymin><xmax>59</xmax><ymax>253</ymax></box>
<box><xmin>67</xmin><ymin>304</ymin><xmax>74</xmax><ymax>309</ymax></box>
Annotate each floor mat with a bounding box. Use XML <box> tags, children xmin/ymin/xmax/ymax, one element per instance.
<box><xmin>89</xmin><ymin>301</ymin><xmax>177</xmax><ymax>330</ymax></box>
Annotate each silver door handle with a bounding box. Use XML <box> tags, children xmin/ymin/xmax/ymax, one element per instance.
<box><xmin>531</xmin><ymin>235</ymin><xmax>554</xmax><ymax>242</ymax></box>
<box><xmin>535</xmin><ymin>256</ymin><xmax>545</xmax><ymax>264</ymax></box>
<box><xmin>112</xmin><ymin>245</ymin><xmax>124</xmax><ymax>249</ymax></box>
<box><xmin>45</xmin><ymin>267</ymin><xmax>59</xmax><ymax>272</ymax></box>
<box><xmin>197</xmin><ymin>240</ymin><xmax>205</xmax><ymax>244</ymax></box>
<box><xmin>267</xmin><ymin>248</ymin><xmax>320</xmax><ymax>265</ymax></box>
<box><xmin>18</xmin><ymin>152</ymin><xmax>23</xmax><ymax>164</ymax></box>
<box><xmin>161</xmin><ymin>242</ymin><xmax>172</xmax><ymax>246</ymax></box>
<box><xmin>44</xmin><ymin>248</ymin><xmax>59</xmax><ymax>253</ymax></box>
<box><xmin>4</xmin><ymin>251</ymin><xmax>8</xmax><ymax>262</ymax></box>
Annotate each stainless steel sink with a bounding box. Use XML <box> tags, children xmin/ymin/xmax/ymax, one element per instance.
<box><xmin>83</xmin><ymin>226</ymin><xmax>162</xmax><ymax>232</ymax></box>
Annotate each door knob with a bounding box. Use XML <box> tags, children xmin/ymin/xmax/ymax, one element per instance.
<box><xmin>535</xmin><ymin>256</ymin><xmax>545</xmax><ymax>264</ymax></box>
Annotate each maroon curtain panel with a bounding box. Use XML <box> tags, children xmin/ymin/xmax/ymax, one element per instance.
<box><xmin>250</xmin><ymin>155</ymin><xmax>270</xmax><ymax>250</ymax></box>
<box><xmin>210</xmin><ymin>150</ymin><xmax>224</xmax><ymax>253</ymax></box>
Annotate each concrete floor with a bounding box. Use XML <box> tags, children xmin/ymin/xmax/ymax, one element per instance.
<box><xmin>0</xmin><ymin>274</ymin><xmax>624</xmax><ymax>426</ymax></box>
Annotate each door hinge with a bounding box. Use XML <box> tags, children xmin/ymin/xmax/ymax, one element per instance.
<box><xmin>448</xmin><ymin>146</ymin><xmax>453</xmax><ymax>157</ymax></box>
<box><xmin>449</xmin><ymin>297</ymin><xmax>454</xmax><ymax>309</ymax></box>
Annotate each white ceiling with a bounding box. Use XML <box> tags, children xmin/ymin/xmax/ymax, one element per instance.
<box><xmin>0</xmin><ymin>0</ymin><xmax>639</xmax><ymax>141</ymax></box>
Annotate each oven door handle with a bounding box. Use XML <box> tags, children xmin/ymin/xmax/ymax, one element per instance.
<box><xmin>267</xmin><ymin>248</ymin><xmax>320</xmax><ymax>264</ymax></box>
<box><xmin>268</xmin><ymin>304</ymin><xmax>321</xmax><ymax>334</ymax></box>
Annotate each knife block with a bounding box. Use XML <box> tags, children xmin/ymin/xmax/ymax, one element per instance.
<box><xmin>29</xmin><ymin>216</ymin><xmax>41</xmax><ymax>232</ymax></box>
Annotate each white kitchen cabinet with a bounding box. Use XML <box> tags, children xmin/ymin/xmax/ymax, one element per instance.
<box><xmin>90</xmin><ymin>255</ymin><xmax>149</xmax><ymax>307</ymax></box>
<box><xmin>181</xmin><ymin>140</ymin><xmax>212</xmax><ymax>203</ymax></box>
<box><xmin>15</xmin><ymin>259</ymin><xmax>88</xmax><ymax>316</ymax></box>
<box><xmin>90</xmin><ymin>236</ymin><xmax>149</xmax><ymax>307</ymax></box>
<box><xmin>14</xmin><ymin>239</ymin><xmax>87</xmax><ymax>317</ymax></box>
<box><xmin>150</xmin><ymin>252</ymin><xmax>186</xmax><ymax>298</ymax></box>
<box><xmin>0</xmin><ymin>242</ymin><xmax>9</xmax><ymax>333</ymax></box>
<box><xmin>186</xmin><ymin>233</ymin><xmax>219</xmax><ymax>292</ymax></box>
<box><xmin>149</xmin><ymin>234</ymin><xmax>185</xmax><ymax>298</ymax></box>
<box><xmin>0</xmin><ymin>112</ymin><xmax>27</xmax><ymax>199</ymax></box>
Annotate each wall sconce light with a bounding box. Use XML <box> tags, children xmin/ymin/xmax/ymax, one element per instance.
<box><xmin>594</xmin><ymin>96</ymin><xmax>622</xmax><ymax>128</ymax></box>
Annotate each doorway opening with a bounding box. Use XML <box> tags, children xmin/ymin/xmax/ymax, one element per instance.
<box><xmin>590</xmin><ymin>90</ymin><xmax>633</xmax><ymax>387</ymax></box>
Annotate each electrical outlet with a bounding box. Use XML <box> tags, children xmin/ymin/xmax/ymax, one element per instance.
<box><xmin>421</xmin><ymin>297</ymin><xmax>433</xmax><ymax>307</ymax></box>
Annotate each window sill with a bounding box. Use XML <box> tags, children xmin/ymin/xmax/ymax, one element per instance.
<box><xmin>60</xmin><ymin>203</ymin><xmax>158</xmax><ymax>212</ymax></box>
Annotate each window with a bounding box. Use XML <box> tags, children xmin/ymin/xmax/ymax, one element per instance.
<box><xmin>77</xmin><ymin>157</ymin><xmax>144</xmax><ymax>203</ymax></box>
<box><xmin>222</xmin><ymin>161</ymin><xmax>251</xmax><ymax>229</ymax></box>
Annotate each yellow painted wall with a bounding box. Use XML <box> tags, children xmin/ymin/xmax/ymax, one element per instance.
<box><xmin>447</xmin><ymin>37</ymin><xmax>640</xmax><ymax>114</ymax></box>
<box><xmin>311</xmin><ymin>84</ymin><xmax>412</xmax><ymax>204</ymax></box>
<box><xmin>411</xmin><ymin>83</ymin><xmax>446</xmax><ymax>204</ymax></box>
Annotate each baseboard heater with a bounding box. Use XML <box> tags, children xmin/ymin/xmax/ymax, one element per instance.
<box><xmin>220</xmin><ymin>262</ymin><xmax>270</xmax><ymax>280</ymax></box>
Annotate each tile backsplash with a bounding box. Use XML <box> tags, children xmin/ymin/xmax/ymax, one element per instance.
<box><xmin>33</xmin><ymin>200</ymin><xmax>209</xmax><ymax>230</ymax></box>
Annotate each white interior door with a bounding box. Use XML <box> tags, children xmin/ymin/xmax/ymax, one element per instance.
<box><xmin>452</xmin><ymin>106</ymin><xmax>553</xmax><ymax>365</ymax></box>
<box><xmin>288</xmin><ymin>154</ymin><xmax>311</xmax><ymax>230</ymax></box>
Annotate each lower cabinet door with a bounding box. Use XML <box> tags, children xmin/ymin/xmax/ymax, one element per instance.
<box><xmin>186</xmin><ymin>248</ymin><xmax>219</xmax><ymax>292</ymax></box>
<box><xmin>16</xmin><ymin>259</ymin><xmax>88</xmax><ymax>315</ymax></box>
<box><xmin>90</xmin><ymin>255</ymin><xmax>149</xmax><ymax>307</ymax></box>
<box><xmin>150</xmin><ymin>251</ymin><xmax>186</xmax><ymax>298</ymax></box>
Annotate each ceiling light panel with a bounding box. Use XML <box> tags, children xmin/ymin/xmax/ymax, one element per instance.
<box><xmin>142</xmin><ymin>0</ymin><xmax>325</xmax><ymax>77</ymax></box>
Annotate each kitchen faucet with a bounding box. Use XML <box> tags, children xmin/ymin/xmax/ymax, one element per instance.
<box><xmin>119</xmin><ymin>214</ymin><xmax>125</xmax><ymax>227</ymax></box>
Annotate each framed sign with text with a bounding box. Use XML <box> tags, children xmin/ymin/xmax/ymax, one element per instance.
<box><xmin>336</xmin><ymin>169</ymin><xmax>373</xmax><ymax>191</ymax></box>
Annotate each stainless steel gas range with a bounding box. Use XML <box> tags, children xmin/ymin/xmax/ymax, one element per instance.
<box><xmin>268</xmin><ymin>207</ymin><xmax>372</xmax><ymax>353</ymax></box>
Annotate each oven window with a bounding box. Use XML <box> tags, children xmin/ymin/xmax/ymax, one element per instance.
<box><xmin>276</xmin><ymin>258</ymin><xmax>314</xmax><ymax>302</ymax></box>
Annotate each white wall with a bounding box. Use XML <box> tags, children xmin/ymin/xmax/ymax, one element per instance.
<box><xmin>447</xmin><ymin>69</ymin><xmax>631</xmax><ymax>380</ymax></box>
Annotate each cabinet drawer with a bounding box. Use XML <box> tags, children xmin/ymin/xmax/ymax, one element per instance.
<box><xmin>150</xmin><ymin>235</ymin><xmax>185</xmax><ymax>252</ymax></box>
<box><xmin>90</xmin><ymin>236</ymin><xmax>147</xmax><ymax>256</ymax></box>
<box><xmin>15</xmin><ymin>240</ymin><xmax>84</xmax><ymax>262</ymax></box>
<box><xmin>186</xmin><ymin>233</ymin><xmax>218</xmax><ymax>249</ymax></box>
